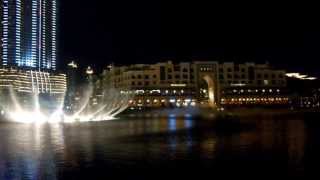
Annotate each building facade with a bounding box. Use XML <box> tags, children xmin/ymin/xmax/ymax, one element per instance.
<box><xmin>218</xmin><ymin>62</ymin><xmax>288</xmax><ymax>106</ymax></box>
<box><xmin>103</xmin><ymin>61</ymin><xmax>288</xmax><ymax>108</ymax></box>
<box><xmin>0</xmin><ymin>67</ymin><xmax>66</xmax><ymax>94</ymax></box>
<box><xmin>1</xmin><ymin>0</ymin><xmax>57</xmax><ymax>70</ymax></box>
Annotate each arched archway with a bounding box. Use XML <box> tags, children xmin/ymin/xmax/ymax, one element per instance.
<box><xmin>201</xmin><ymin>75</ymin><xmax>216</xmax><ymax>108</ymax></box>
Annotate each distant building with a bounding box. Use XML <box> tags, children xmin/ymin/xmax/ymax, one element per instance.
<box><xmin>102</xmin><ymin>61</ymin><xmax>288</xmax><ymax>108</ymax></box>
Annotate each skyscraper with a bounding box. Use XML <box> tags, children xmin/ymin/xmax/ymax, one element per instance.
<box><xmin>0</xmin><ymin>0</ymin><xmax>66</xmax><ymax>96</ymax></box>
<box><xmin>1</xmin><ymin>0</ymin><xmax>57</xmax><ymax>70</ymax></box>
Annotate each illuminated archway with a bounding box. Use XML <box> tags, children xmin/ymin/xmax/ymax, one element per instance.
<box><xmin>202</xmin><ymin>75</ymin><xmax>216</xmax><ymax>108</ymax></box>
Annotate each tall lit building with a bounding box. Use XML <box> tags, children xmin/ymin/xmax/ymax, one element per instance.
<box><xmin>0</xmin><ymin>0</ymin><xmax>65</xmax><ymax>97</ymax></box>
<box><xmin>1</xmin><ymin>0</ymin><xmax>57</xmax><ymax>70</ymax></box>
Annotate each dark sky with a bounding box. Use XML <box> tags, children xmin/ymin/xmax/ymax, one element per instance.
<box><xmin>60</xmin><ymin>1</ymin><xmax>320</xmax><ymax>75</ymax></box>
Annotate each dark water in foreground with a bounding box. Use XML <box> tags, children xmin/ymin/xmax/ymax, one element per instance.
<box><xmin>0</xmin><ymin>112</ymin><xmax>320</xmax><ymax>179</ymax></box>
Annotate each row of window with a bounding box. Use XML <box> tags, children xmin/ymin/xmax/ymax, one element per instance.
<box><xmin>131</xmin><ymin>74</ymin><xmax>157</xmax><ymax>79</ymax></box>
<box><xmin>167</xmin><ymin>67</ymin><xmax>194</xmax><ymax>73</ymax></box>
<box><xmin>221</xmin><ymin>97</ymin><xmax>289</xmax><ymax>104</ymax></box>
<box><xmin>219</xmin><ymin>67</ymin><xmax>247</xmax><ymax>73</ymax></box>
<box><xmin>115</xmin><ymin>71</ymin><xmax>284</xmax><ymax>83</ymax></box>
<box><xmin>256</xmin><ymin>73</ymin><xmax>284</xmax><ymax>79</ymax></box>
<box><xmin>118</xmin><ymin>74</ymin><xmax>195</xmax><ymax>81</ymax></box>
<box><xmin>129</xmin><ymin>81</ymin><xmax>192</xmax><ymax>86</ymax></box>
<box><xmin>200</xmin><ymin>67</ymin><xmax>213</xmax><ymax>72</ymax></box>
<box><xmin>128</xmin><ymin>73</ymin><xmax>197</xmax><ymax>80</ymax></box>
<box><xmin>133</xmin><ymin>89</ymin><xmax>193</xmax><ymax>95</ymax></box>
<box><xmin>131</xmin><ymin>81</ymin><xmax>157</xmax><ymax>86</ymax></box>
<box><xmin>222</xmin><ymin>88</ymin><xmax>281</xmax><ymax>94</ymax></box>
<box><xmin>220</xmin><ymin>80</ymin><xmax>286</xmax><ymax>85</ymax></box>
<box><xmin>167</xmin><ymin>74</ymin><xmax>194</xmax><ymax>80</ymax></box>
<box><xmin>219</xmin><ymin>73</ymin><xmax>284</xmax><ymax>80</ymax></box>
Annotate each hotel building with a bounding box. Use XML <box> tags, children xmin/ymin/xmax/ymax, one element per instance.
<box><xmin>103</xmin><ymin>61</ymin><xmax>289</xmax><ymax>108</ymax></box>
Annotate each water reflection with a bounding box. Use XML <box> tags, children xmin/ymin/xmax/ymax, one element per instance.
<box><xmin>0</xmin><ymin>113</ymin><xmax>317</xmax><ymax>179</ymax></box>
<box><xmin>0</xmin><ymin>124</ymin><xmax>62</xmax><ymax>179</ymax></box>
<box><xmin>184</xmin><ymin>116</ymin><xmax>194</xmax><ymax>148</ymax></box>
<box><xmin>168</xmin><ymin>116</ymin><xmax>177</xmax><ymax>153</ymax></box>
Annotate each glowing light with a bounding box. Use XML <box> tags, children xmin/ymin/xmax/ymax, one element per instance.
<box><xmin>135</xmin><ymin>90</ymin><xmax>145</xmax><ymax>94</ymax></box>
<box><xmin>230</xmin><ymin>83</ymin><xmax>246</xmax><ymax>87</ymax></box>
<box><xmin>150</xmin><ymin>90</ymin><xmax>161</xmax><ymax>94</ymax></box>
<box><xmin>68</xmin><ymin>61</ymin><xmax>78</xmax><ymax>69</ymax></box>
<box><xmin>286</xmin><ymin>73</ymin><xmax>317</xmax><ymax>80</ymax></box>
<box><xmin>86</xmin><ymin>66</ymin><xmax>94</xmax><ymax>75</ymax></box>
<box><xmin>170</xmin><ymin>84</ymin><xmax>187</xmax><ymax>87</ymax></box>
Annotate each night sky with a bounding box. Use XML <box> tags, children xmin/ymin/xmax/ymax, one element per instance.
<box><xmin>60</xmin><ymin>1</ymin><xmax>320</xmax><ymax>75</ymax></box>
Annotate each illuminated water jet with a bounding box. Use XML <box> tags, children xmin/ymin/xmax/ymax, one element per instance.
<box><xmin>1</xmin><ymin>85</ymin><xmax>132</xmax><ymax>123</ymax></box>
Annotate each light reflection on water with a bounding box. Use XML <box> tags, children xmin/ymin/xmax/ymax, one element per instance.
<box><xmin>0</xmin><ymin>113</ymin><xmax>317</xmax><ymax>179</ymax></box>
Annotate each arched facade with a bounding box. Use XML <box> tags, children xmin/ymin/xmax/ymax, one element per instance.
<box><xmin>195</xmin><ymin>62</ymin><xmax>220</xmax><ymax>108</ymax></box>
<box><xmin>202</xmin><ymin>75</ymin><xmax>216</xmax><ymax>107</ymax></box>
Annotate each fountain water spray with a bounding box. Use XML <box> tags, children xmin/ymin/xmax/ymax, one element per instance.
<box><xmin>1</xmin><ymin>84</ymin><xmax>132</xmax><ymax>123</ymax></box>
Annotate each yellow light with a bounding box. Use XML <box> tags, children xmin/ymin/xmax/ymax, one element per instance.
<box><xmin>286</xmin><ymin>73</ymin><xmax>317</xmax><ymax>80</ymax></box>
<box><xmin>170</xmin><ymin>84</ymin><xmax>187</xmax><ymax>87</ymax></box>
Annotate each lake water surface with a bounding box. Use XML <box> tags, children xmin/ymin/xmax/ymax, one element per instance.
<box><xmin>0</xmin><ymin>112</ymin><xmax>319</xmax><ymax>179</ymax></box>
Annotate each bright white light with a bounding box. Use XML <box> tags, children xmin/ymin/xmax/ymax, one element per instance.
<box><xmin>86</xmin><ymin>66</ymin><xmax>94</xmax><ymax>75</ymax></box>
<box><xmin>68</xmin><ymin>61</ymin><xmax>78</xmax><ymax>68</ymax></box>
<box><xmin>9</xmin><ymin>110</ymin><xmax>47</xmax><ymax>124</ymax></box>
<box><xmin>286</xmin><ymin>73</ymin><xmax>317</xmax><ymax>80</ymax></box>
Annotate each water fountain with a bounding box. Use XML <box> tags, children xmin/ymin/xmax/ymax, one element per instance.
<box><xmin>0</xmin><ymin>84</ymin><xmax>132</xmax><ymax>123</ymax></box>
